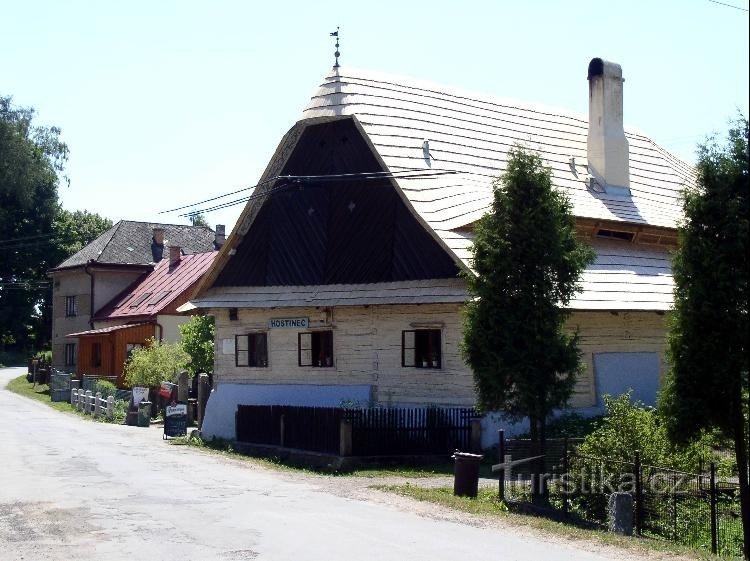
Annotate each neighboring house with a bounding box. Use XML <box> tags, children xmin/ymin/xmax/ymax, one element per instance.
<box><xmin>188</xmin><ymin>58</ymin><xmax>694</xmax><ymax>442</ymax></box>
<box><xmin>48</xmin><ymin>221</ymin><xmax>222</xmax><ymax>373</ymax></box>
<box><xmin>67</xmin><ymin>248</ymin><xmax>218</xmax><ymax>385</ymax></box>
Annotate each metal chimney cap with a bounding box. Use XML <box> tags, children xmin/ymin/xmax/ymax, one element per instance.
<box><xmin>588</xmin><ymin>58</ymin><xmax>622</xmax><ymax>80</ymax></box>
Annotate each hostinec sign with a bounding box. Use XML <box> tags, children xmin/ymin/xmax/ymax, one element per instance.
<box><xmin>268</xmin><ymin>317</ymin><xmax>309</xmax><ymax>329</ymax></box>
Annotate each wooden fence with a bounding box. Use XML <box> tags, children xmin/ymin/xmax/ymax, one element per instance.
<box><xmin>71</xmin><ymin>388</ymin><xmax>115</xmax><ymax>420</ymax></box>
<box><xmin>235</xmin><ymin>405</ymin><xmax>476</xmax><ymax>457</ymax></box>
<box><xmin>347</xmin><ymin>407</ymin><xmax>475</xmax><ymax>456</ymax></box>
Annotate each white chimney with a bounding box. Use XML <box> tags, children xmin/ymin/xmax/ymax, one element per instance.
<box><xmin>587</xmin><ymin>58</ymin><xmax>629</xmax><ymax>194</ymax></box>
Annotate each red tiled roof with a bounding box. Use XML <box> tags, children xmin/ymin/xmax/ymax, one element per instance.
<box><xmin>94</xmin><ymin>251</ymin><xmax>217</xmax><ymax>320</ymax></box>
<box><xmin>67</xmin><ymin>322</ymin><xmax>154</xmax><ymax>337</ymax></box>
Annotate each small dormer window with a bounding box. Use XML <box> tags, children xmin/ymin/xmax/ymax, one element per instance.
<box><xmin>596</xmin><ymin>229</ymin><xmax>634</xmax><ymax>242</ymax></box>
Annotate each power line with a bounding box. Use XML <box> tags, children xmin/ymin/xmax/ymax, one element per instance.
<box><xmin>174</xmin><ymin>169</ymin><xmax>463</xmax><ymax>217</ymax></box>
<box><xmin>0</xmin><ymin>232</ymin><xmax>56</xmax><ymax>246</ymax></box>
<box><xmin>707</xmin><ymin>0</ymin><xmax>748</xmax><ymax>11</ymax></box>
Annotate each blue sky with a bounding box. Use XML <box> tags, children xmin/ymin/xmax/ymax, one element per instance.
<box><xmin>2</xmin><ymin>0</ymin><xmax>748</xmax><ymax>231</ymax></box>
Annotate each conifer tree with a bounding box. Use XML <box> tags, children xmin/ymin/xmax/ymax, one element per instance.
<box><xmin>659</xmin><ymin>119</ymin><xmax>749</xmax><ymax>559</ymax></box>
<box><xmin>463</xmin><ymin>147</ymin><xmax>594</xmax><ymax>454</ymax></box>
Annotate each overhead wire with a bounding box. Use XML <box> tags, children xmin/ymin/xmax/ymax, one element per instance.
<box><xmin>170</xmin><ymin>168</ymin><xmax>463</xmax><ymax>217</ymax></box>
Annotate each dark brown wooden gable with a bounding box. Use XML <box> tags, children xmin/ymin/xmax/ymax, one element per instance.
<box><xmin>215</xmin><ymin>118</ymin><xmax>458</xmax><ymax>287</ymax></box>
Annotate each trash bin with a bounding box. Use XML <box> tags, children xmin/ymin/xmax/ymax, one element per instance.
<box><xmin>453</xmin><ymin>450</ymin><xmax>484</xmax><ymax>498</ymax></box>
<box><xmin>137</xmin><ymin>401</ymin><xmax>151</xmax><ymax>427</ymax></box>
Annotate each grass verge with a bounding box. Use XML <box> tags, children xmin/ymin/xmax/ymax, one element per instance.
<box><xmin>5</xmin><ymin>375</ymin><xmax>127</xmax><ymax>423</ymax></box>
<box><xmin>169</xmin><ymin>434</ymin><xmax>464</xmax><ymax>478</ymax></box>
<box><xmin>373</xmin><ymin>484</ymin><xmax>725</xmax><ymax>561</ymax></box>
<box><xmin>6</xmin><ymin>375</ymin><xmax>79</xmax><ymax>415</ymax></box>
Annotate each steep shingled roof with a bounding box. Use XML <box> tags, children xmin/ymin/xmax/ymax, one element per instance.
<box><xmin>53</xmin><ymin>221</ymin><xmax>216</xmax><ymax>270</ymax></box>
<box><xmin>94</xmin><ymin>251</ymin><xmax>217</xmax><ymax>320</ymax></box>
<box><xmin>194</xmin><ymin>65</ymin><xmax>692</xmax><ymax>311</ymax></box>
<box><xmin>302</xmin><ymin>68</ymin><xmax>695</xmax><ymax>237</ymax></box>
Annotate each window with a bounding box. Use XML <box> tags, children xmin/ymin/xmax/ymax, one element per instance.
<box><xmin>64</xmin><ymin>343</ymin><xmax>76</xmax><ymax>366</ymax></box>
<box><xmin>147</xmin><ymin>291</ymin><xmax>171</xmax><ymax>306</ymax></box>
<box><xmin>235</xmin><ymin>333</ymin><xmax>268</xmax><ymax>367</ymax></box>
<box><xmin>128</xmin><ymin>292</ymin><xmax>153</xmax><ymax>308</ymax></box>
<box><xmin>594</xmin><ymin>352</ymin><xmax>659</xmax><ymax>407</ymax></box>
<box><xmin>298</xmin><ymin>331</ymin><xmax>333</xmax><ymax>367</ymax></box>
<box><xmin>596</xmin><ymin>229</ymin><xmax>635</xmax><ymax>242</ymax></box>
<box><xmin>229</xmin><ymin>308</ymin><xmax>238</xmax><ymax>321</ymax></box>
<box><xmin>402</xmin><ymin>329</ymin><xmax>441</xmax><ymax>369</ymax></box>
<box><xmin>65</xmin><ymin>296</ymin><xmax>77</xmax><ymax>317</ymax></box>
<box><xmin>91</xmin><ymin>343</ymin><xmax>102</xmax><ymax>368</ymax></box>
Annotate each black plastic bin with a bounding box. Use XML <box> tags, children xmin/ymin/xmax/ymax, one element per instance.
<box><xmin>452</xmin><ymin>450</ymin><xmax>484</xmax><ymax>497</ymax></box>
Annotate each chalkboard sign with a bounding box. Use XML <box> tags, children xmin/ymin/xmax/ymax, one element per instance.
<box><xmin>163</xmin><ymin>403</ymin><xmax>188</xmax><ymax>439</ymax></box>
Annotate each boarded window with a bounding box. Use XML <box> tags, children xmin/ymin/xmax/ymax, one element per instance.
<box><xmin>236</xmin><ymin>333</ymin><xmax>268</xmax><ymax>367</ymax></box>
<box><xmin>299</xmin><ymin>331</ymin><xmax>333</xmax><ymax>367</ymax></box>
<box><xmin>65</xmin><ymin>296</ymin><xmax>77</xmax><ymax>317</ymax></box>
<box><xmin>64</xmin><ymin>343</ymin><xmax>76</xmax><ymax>366</ymax></box>
<box><xmin>593</xmin><ymin>352</ymin><xmax>660</xmax><ymax>407</ymax></box>
<box><xmin>91</xmin><ymin>343</ymin><xmax>102</xmax><ymax>368</ymax></box>
<box><xmin>402</xmin><ymin>329</ymin><xmax>441</xmax><ymax>369</ymax></box>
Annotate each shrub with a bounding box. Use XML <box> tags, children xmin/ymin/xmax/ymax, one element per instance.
<box><xmin>574</xmin><ymin>392</ymin><xmax>736</xmax><ymax>475</ymax></box>
<box><xmin>93</xmin><ymin>379</ymin><xmax>117</xmax><ymax>398</ymax></box>
<box><xmin>123</xmin><ymin>337</ymin><xmax>191</xmax><ymax>388</ymax></box>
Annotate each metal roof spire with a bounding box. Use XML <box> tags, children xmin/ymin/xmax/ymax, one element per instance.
<box><xmin>330</xmin><ymin>27</ymin><xmax>340</xmax><ymax>68</ymax></box>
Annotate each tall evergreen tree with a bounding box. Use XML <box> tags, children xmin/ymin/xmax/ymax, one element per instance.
<box><xmin>659</xmin><ymin>118</ymin><xmax>749</xmax><ymax>559</ymax></box>
<box><xmin>462</xmin><ymin>147</ymin><xmax>594</xmax><ymax>449</ymax></box>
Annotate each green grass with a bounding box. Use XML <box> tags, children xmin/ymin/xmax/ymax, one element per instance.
<box><xmin>6</xmin><ymin>375</ymin><xmax>79</xmax><ymax>415</ymax></box>
<box><xmin>374</xmin><ymin>484</ymin><xmax>727</xmax><ymax>560</ymax></box>
<box><xmin>169</xmin><ymin>435</ymin><xmax>481</xmax><ymax>478</ymax></box>
<box><xmin>6</xmin><ymin>375</ymin><xmax>126</xmax><ymax>423</ymax></box>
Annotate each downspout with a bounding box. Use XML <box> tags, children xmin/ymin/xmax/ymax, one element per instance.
<box><xmin>155</xmin><ymin>322</ymin><xmax>164</xmax><ymax>342</ymax></box>
<box><xmin>84</xmin><ymin>260</ymin><xmax>95</xmax><ymax>329</ymax></box>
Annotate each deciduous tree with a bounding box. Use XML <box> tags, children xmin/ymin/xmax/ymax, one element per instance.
<box><xmin>0</xmin><ymin>96</ymin><xmax>67</xmax><ymax>353</ymax></box>
<box><xmin>179</xmin><ymin>315</ymin><xmax>215</xmax><ymax>375</ymax></box>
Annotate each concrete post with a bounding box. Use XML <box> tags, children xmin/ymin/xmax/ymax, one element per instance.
<box><xmin>71</xmin><ymin>388</ymin><xmax>77</xmax><ymax>406</ymax></box>
<box><xmin>197</xmin><ymin>374</ymin><xmax>210</xmax><ymax>429</ymax></box>
<box><xmin>339</xmin><ymin>419</ymin><xmax>353</xmax><ymax>457</ymax></box>
<box><xmin>93</xmin><ymin>392</ymin><xmax>101</xmax><ymax>418</ymax></box>
<box><xmin>470</xmin><ymin>418</ymin><xmax>482</xmax><ymax>453</ymax></box>
<box><xmin>107</xmin><ymin>396</ymin><xmax>114</xmax><ymax>420</ymax></box>
<box><xmin>177</xmin><ymin>371</ymin><xmax>189</xmax><ymax>403</ymax></box>
<box><xmin>187</xmin><ymin>398</ymin><xmax>197</xmax><ymax>425</ymax></box>
<box><xmin>607</xmin><ymin>492</ymin><xmax>634</xmax><ymax>536</ymax></box>
<box><xmin>84</xmin><ymin>390</ymin><xmax>92</xmax><ymax>415</ymax></box>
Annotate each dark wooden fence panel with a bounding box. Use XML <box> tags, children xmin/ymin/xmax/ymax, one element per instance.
<box><xmin>281</xmin><ymin>406</ymin><xmax>343</xmax><ymax>454</ymax></box>
<box><xmin>347</xmin><ymin>406</ymin><xmax>475</xmax><ymax>456</ymax></box>
<box><xmin>236</xmin><ymin>405</ymin><xmax>281</xmax><ymax>446</ymax></box>
<box><xmin>236</xmin><ymin>405</ymin><xmax>475</xmax><ymax>457</ymax></box>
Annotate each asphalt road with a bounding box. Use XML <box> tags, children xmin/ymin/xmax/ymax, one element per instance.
<box><xmin>0</xmin><ymin>367</ymin><xmax>630</xmax><ymax>561</ymax></box>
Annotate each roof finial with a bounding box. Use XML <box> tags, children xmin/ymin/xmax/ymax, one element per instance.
<box><xmin>330</xmin><ymin>27</ymin><xmax>340</xmax><ymax>68</ymax></box>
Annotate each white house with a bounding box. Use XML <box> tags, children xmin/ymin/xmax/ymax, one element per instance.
<box><xmin>188</xmin><ymin>58</ymin><xmax>693</xmax><ymax>443</ymax></box>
